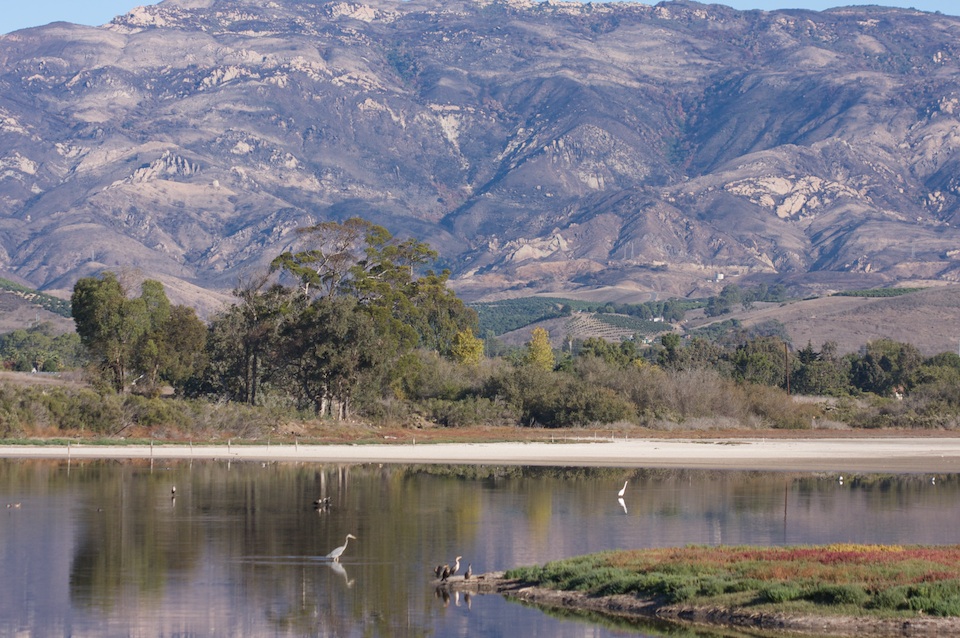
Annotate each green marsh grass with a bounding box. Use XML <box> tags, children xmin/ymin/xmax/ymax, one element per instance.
<box><xmin>505</xmin><ymin>545</ymin><xmax>960</xmax><ymax>617</ymax></box>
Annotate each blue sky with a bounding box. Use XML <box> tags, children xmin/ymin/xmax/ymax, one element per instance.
<box><xmin>0</xmin><ymin>1</ymin><xmax>957</xmax><ymax>35</ymax></box>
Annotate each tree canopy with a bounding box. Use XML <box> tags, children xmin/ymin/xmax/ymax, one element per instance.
<box><xmin>71</xmin><ymin>273</ymin><xmax>206</xmax><ymax>394</ymax></box>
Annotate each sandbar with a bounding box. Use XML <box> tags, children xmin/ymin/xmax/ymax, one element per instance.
<box><xmin>2</xmin><ymin>437</ymin><xmax>960</xmax><ymax>472</ymax></box>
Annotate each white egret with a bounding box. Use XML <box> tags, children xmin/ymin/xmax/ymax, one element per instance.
<box><xmin>326</xmin><ymin>533</ymin><xmax>356</xmax><ymax>562</ymax></box>
<box><xmin>618</xmin><ymin>480</ymin><xmax>628</xmax><ymax>497</ymax></box>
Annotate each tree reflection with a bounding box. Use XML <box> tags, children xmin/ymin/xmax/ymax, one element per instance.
<box><xmin>1</xmin><ymin>459</ymin><xmax>959</xmax><ymax>636</ymax></box>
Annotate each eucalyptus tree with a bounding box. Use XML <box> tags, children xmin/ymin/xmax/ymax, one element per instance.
<box><xmin>204</xmin><ymin>276</ymin><xmax>298</xmax><ymax>405</ymax></box>
<box><xmin>71</xmin><ymin>272</ymin><xmax>149</xmax><ymax>392</ymax></box>
<box><xmin>278</xmin><ymin>295</ymin><xmax>382</xmax><ymax>418</ymax></box>
<box><xmin>269</xmin><ymin>217</ymin><xmax>479</xmax><ymax>416</ymax></box>
<box><xmin>153</xmin><ymin>305</ymin><xmax>208</xmax><ymax>391</ymax></box>
<box><xmin>270</xmin><ymin>217</ymin><xmax>373</xmax><ymax>299</ymax></box>
<box><xmin>132</xmin><ymin>279</ymin><xmax>173</xmax><ymax>390</ymax></box>
<box><xmin>73</xmin><ymin>273</ymin><xmax>208</xmax><ymax>394</ymax></box>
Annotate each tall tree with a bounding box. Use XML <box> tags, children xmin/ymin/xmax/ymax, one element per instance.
<box><xmin>729</xmin><ymin>336</ymin><xmax>788</xmax><ymax>388</ymax></box>
<box><xmin>270</xmin><ymin>217</ymin><xmax>379</xmax><ymax>299</ymax></box>
<box><xmin>400</xmin><ymin>270</ymin><xmax>479</xmax><ymax>355</ymax></box>
<box><xmin>272</xmin><ymin>217</ymin><xmax>475</xmax><ymax>352</ymax></box>
<box><xmin>206</xmin><ymin>277</ymin><xmax>296</xmax><ymax>405</ymax></box>
<box><xmin>792</xmin><ymin>341</ymin><xmax>849</xmax><ymax>396</ymax></box>
<box><xmin>525</xmin><ymin>327</ymin><xmax>555</xmax><ymax>371</ymax></box>
<box><xmin>263</xmin><ymin>217</ymin><xmax>480</xmax><ymax>414</ymax></box>
<box><xmin>155</xmin><ymin>305</ymin><xmax>208</xmax><ymax>391</ymax></box>
<box><xmin>451</xmin><ymin>328</ymin><xmax>484</xmax><ymax>367</ymax></box>
<box><xmin>279</xmin><ymin>296</ymin><xmax>380</xmax><ymax>418</ymax></box>
<box><xmin>73</xmin><ymin>274</ymin><xmax>209</xmax><ymax>394</ymax></box>
<box><xmin>71</xmin><ymin>272</ymin><xmax>149</xmax><ymax>392</ymax></box>
<box><xmin>132</xmin><ymin>280</ymin><xmax>175</xmax><ymax>390</ymax></box>
<box><xmin>849</xmin><ymin>338</ymin><xmax>923</xmax><ymax>396</ymax></box>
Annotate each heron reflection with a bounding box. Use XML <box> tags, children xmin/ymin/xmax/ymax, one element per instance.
<box><xmin>328</xmin><ymin>558</ymin><xmax>355</xmax><ymax>587</ymax></box>
<box><xmin>618</xmin><ymin>497</ymin><xmax>627</xmax><ymax>514</ymax></box>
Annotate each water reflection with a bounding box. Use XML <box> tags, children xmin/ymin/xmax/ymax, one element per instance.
<box><xmin>0</xmin><ymin>460</ymin><xmax>957</xmax><ymax>637</ymax></box>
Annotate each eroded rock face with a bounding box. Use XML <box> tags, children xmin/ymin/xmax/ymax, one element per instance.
<box><xmin>1</xmin><ymin>0</ymin><xmax>960</xmax><ymax>306</ymax></box>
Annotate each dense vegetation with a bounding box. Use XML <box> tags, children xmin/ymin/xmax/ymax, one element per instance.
<box><xmin>0</xmin><ymin>323</ymin><xmax>84</xmax><ymax>372</ymax></box>
<box><xmin>506</xmin><ymin>545</ymin><xmax>960</xmax><ymax>618</ymax></box>
<box><xmin>834</xmin><ymin>288</ymin><xmax>924</xmax><ymax>298</ymax></box>
<box><xmin>3</xmin><ymin>220</ymin><xmax>960</xmax><ymax>438</ymax></box>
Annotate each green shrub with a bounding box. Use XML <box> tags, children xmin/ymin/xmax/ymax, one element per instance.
<box><xmin>804</xmin><ymin>583</ymin><xmax>870</xmax><ymax>606</ymax></box>
<box><xmin>903</xmin><ymin>581</ymin><xmax>960</xmax><ymax>616</ymax></box>
<box><xmin>870</xmin><ymin>586</ymin><xmax>909</xmax><ymax>611</ymax></box>
<box><xmin>422</xmin><ymin>396</ymin><xmax>517</xmax><ymax>427</ymax></box>
<box><xmin>661</xmin><ymin>579</ymin><xmax>700</xmax><ymax>603</ymax></box>
<box><xmin>123</xmin><ymin>395</ymin><xmax>189</xmax><ymax>429</ymax></box>
<box><xmin>697</xmin><ymin>576</ymin><xmax>729</xmax><ymax>597</ymax></box>
<box><xmin>759</xmin><ymin>583</ymin><xmax>804</xmax><ymax>603</ymax></box>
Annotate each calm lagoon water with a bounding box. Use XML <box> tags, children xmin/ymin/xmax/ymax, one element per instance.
<box><xmin>0</xmin><ymin>459</ymin><xmax>957</xmax><ymax>637</ymax></box>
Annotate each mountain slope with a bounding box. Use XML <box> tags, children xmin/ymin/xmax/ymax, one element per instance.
<box><xmin>1</xmin><ymin>0</ymin><xmax>960</xmax><ymax>312</ymax></box>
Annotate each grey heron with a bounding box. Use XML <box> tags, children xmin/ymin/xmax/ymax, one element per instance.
<box><xmin>326</xmin><ymin>534</ymin><xmax>356</xmax><ymax>562</ymax></box>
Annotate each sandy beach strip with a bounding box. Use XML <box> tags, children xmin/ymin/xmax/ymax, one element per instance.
<box><xmin>2</xmin><ymin>437</ymin><xmax>960</xmax><ymax>472</ymax></box>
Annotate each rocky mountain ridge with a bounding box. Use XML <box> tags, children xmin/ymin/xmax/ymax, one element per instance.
<box><xmin>1</xmin><ymin>0</ymin><xmax>960</xmax><ymax>314</ymax></box>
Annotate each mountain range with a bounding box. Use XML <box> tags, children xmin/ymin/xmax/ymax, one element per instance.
<box><xmin>2</xmin><ymin>0</ymin><xmax>960</xmax><ymax>317</ymax></box>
